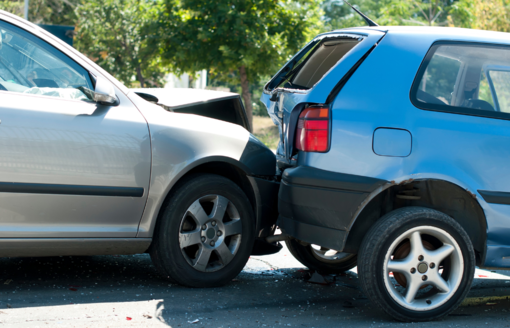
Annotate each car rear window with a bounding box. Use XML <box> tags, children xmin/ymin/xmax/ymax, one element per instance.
<box><xmin>411</xmin><ymin>42</ymin><xmax>510</xmax><ymax>120</ymax></box>
<box><xmin>265</xmin><ymin>35</ymin><xmax>362</xmax><ymax>91</ymax></box>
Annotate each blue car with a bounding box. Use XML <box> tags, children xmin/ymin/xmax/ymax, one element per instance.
<box><xmin>262</xmin><ymin>26</ymin><xmax>510</xmax><ymax>321</ymax></box>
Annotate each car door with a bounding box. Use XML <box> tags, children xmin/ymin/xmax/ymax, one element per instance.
<box><xmin>0</xmin><ymin>19</ymin><xmax>151</xmax><ymax>238</ymax></box>
<box><xmin>409</xmin><ymin>41</ymin><xmax>510</xmax><ymax>264</ymax></box>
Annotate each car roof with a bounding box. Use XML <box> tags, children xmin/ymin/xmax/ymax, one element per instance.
<box><xmin>324</xmin><ymin>25</ymin><xmax>510</xmax><ymax>46</ymax></box>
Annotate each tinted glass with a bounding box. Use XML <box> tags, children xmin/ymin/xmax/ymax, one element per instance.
<box><xmin>266</xmin><ymin>36</ymin><xmax>361</xmax><ymax>91</ymax></box>
<box><xmin>412</xmin><ymin>43</ymin><xmax>510</xmax><ymax>119</ymax></box>
<box><xmin>0</xmin><ymin>20</ymin><xmax>94</xmax><ymax>101</ymax></box>
<box><xmin>488</xmin><ymin>70</ymin><xmax>510</xmax><ymax>113</ymax></box>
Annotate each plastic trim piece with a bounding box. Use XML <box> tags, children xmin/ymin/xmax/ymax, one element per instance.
<box><xmin>282</xmin><ymin>166</ymin><xmax>387</xmax><ymax>192</ymax></box>
<box><xmin>0</xmin><ymin>238</ymin><xmax>152</xmax><ymax>257</ymax></box>
<box><xmin>278</xmin><ymin>215</ymin><xmax>348</xmax><ymax>251</ymax></box>
<box><xmin>278</xmin><ymin>166</ymin><xmax>389</xmax><ymax>251</ymax></box>
<box><xmin>0</xmin><ymin>182</ymin><xmax>144</xmax><ymax>197</ymax></box>
<box><xmin>478</xmin><ymin>190</ymin><xmax>510</xmax><ymax>205</ymax></box>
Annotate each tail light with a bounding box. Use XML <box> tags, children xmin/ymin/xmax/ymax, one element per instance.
<box><xmin>295</xmin><ymin>106</ymin><xmax>330</xmax><ymax>152</ymax></box>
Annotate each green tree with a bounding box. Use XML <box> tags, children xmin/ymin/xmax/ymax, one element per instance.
<box><xmin>322</xmin><ymin>0</ymin><xmax>391</xmax><ymax>30</ymax></box>
<box><xmin>75</xmin><ymin>0</ymin><xmax>167</xmax><ymax>87</ymax></box>
<box><xmin>448</xmin><ymin>0</ymin><xmax>510</xmax><ymax>31</ymax></box>
<box><xmin>0</xmin><ymin>0</ymin><xmax>80</xmax><ymax>25</ymax></box>
<box><xmin>379</xmin><ymin>0</ymin><xmax>455</xmax><ymax>26</ymax></box>
<box><xmin>156</xmin><ymin>0</ymin><xmax>323</xmax><ymax>126</ymax></box>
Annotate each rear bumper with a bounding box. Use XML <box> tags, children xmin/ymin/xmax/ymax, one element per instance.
<box><xmin>278</xmin><ymin>166</ymin><xmax>386</xmax><ymax>251</ymax></box>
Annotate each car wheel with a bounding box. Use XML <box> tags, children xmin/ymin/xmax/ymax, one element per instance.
<box><xmin>286</xmin><ymin>239</ymin><xmax>357</xmax><ymax>274</ymax></box>
<box><xmin>358</xmin><ymin>207</ymin><xmax>475</xmax><ymax>321</ymax></box>
<box><xmin>150</xmin><ymin>173</ymin><xmax>255</xmax><ymax>287</ymax></box>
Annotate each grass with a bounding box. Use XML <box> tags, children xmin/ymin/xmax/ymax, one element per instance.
<box><xmin>252</xmin><ymin>115</ymin><xmax>279</xmax><ymax>151</ymax></box>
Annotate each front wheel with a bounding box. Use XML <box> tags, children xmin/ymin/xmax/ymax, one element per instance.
<box><xmin>358</xmin><ymin>207</ymin><xmax>475</xmax><ymax>321</ymax></box>
<box><xmin>150</xmin><ymin>173</ymin><xmax>255</xmax><ymax>287</ymax></box>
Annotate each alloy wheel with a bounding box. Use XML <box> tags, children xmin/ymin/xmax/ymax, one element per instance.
<box><xmin>383</xmin><ymin>226</ymin><xmax>464</xmax><ymax>311</ymax></box>
<box><xmin>179</xmin><ymin>194</ymin><xmax>242</xmax><ymax>272</ymax></box>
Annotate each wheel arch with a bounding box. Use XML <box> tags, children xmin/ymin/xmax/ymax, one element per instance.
<box><xmin>344</xmin><ymin>178</ymin><xmax>487</xmax><ymax>266</ymax></box>
<box><xmin>141</xmin><ymin>155</ymin><xmax>278</xmax><ymax>244</ymax></box>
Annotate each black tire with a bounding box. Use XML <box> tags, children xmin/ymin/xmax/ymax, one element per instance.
<box><xmin>285</xmin><ymin>239</ymin><xmax>357</xmax><ymax>274</ymax></box>
<box><xmin>150</xmin><ymin>173</ymin><xmax>255</xmax><ymax>288</ymax></box>
<box><xmin>358</xmin><ymin>207</ymin><xmax>475</xmax><ymax>322</ymax></box>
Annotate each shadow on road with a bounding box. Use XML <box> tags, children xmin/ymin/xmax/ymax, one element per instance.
<box><xmin>0</xmin><ymin>254</ymin><xmax>509</xmax><ymax>326</ymax></box>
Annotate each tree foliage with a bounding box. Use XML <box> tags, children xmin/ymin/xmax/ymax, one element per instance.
<box><xmin>155</xmin><ymin>0</ymin><xmax>323</xmax><ymax>125</ymax></box>
<box><xmin>322</xmin><ymin>0</ymin><xmax>390</xmax><ymax>30</ymax></box>
<box><xmin>75</xmin><ymin>0</ymin><xmax>167</xmax><ymax>87</ymax></box>
<box><xmin>448</xmin><ymin>0</ymin><xmax>510</xmax><ymax>31</ymax></box>
<box><xmin>0</xmin><ymin>0</ymin><xmax>79</xmax><ymax>25</ymax></box>
<box><xmin>378</xmin><ymin>0</ymin><xmax>456</xmax><ymax>26</ymax></box>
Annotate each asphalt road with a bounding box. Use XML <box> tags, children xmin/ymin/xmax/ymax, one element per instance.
<box><xmin>0</xmin><ymin>243</ymin><xmax>509</xmax><ymax>327</ymax></box>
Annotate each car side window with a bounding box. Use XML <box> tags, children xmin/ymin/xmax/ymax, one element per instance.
<box><xmin>0</xmin><ymin>20</ymin><xmax>94</xmax><ymax>101</ymax></box>
<box><xmin>411</xmin><ymin>42</ymin><xmax>510</xmax><ymax>120</ymax></box>
<box><xmin>416</xmin><ymin>54</ymin><xmax>461</xmax><ymax>106</ymax></box>
<box><xmin>486</xmin><ymin>70</ymin><xmax>510</xmax><ymax>113</ymax></box>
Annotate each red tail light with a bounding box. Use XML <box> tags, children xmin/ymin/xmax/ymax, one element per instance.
<box><xmin>295</xmin><ymin>106</ymin><xmax>330</xmax><ymax>152</ymax></box>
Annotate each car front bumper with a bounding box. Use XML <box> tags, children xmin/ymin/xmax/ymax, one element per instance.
<box><xmin>278</xmin><ymin>166</ymin><xmax>386</xmax><ymax>251</ymax></box>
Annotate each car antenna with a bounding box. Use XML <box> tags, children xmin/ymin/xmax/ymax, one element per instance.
<box><xmin>343</xmin><ymin>1</ymin><xmax>379</xmax><ymax>27</ymax></box>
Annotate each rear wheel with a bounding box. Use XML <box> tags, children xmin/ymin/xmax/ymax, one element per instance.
<box><xmin>358</xmin><ymin>207</ymin><xmax>475</xmax><ymax>321</ymax></box>
<box><xmin>286</xmin><ymin>239</ymin><xmax>357</xmax><ymax>274</ymax></box>
<box><xmin>150</xmin><ymin>174</ymin><xmax>255</xmax><ymax>287</ymax></box>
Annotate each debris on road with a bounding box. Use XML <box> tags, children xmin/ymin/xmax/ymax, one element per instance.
<box><xmin>307</xmin><ymin>272</ymin><xmax>333</xmax><ymax>285</ymax></box>
<box><xmin>4</xmin><ymin>279</ymin><xmax>12</xmax><ymax>285</ymax></box>
<box><xmin>188</xmin><ymin>319</ymin><xmax>200</xmax><ymax>324</ymax></box>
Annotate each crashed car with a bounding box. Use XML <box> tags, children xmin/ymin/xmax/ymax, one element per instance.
<box><xmin>0</xmin><ymin>10</ymin><xmax>280</xmax><ymax>288</ymax></box>
<box><xmin>262</xmin><ymin>24</ymin><xmax>510</xmax><ymax>321</ymax></box>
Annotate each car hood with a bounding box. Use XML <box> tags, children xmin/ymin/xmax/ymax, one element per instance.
<box><xmin>131</xmin><ymin>88</ymin><xmax>237</xmax><ymax>109</ymax></box>
<box><xmin>131</xmin><ymin>88</ymin><xmax>251</xmax><ymax>131</ymax></box>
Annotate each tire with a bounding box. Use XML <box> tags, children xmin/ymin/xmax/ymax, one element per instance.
<box><xmin>285</xmin><ymin>239</ymin><xmax>357</xmax><ymax>274</ymax></box>
<box><xmin>358</xmin><ymin>207</ymin><xmax>475</xmax><ymax>322</ymax></box>
<box><xmin>150</xmin><ymin>173</ymin><xmax>255</xmax><ymax>288</ymax></box>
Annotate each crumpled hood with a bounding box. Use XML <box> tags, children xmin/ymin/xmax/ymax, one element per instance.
<box><xmin>131</xmin><ymin>88</ymin><xmax>239</xmax><ymax>110</ymax></box>
<box><xmin>130</xmin><ymin>88</ymin><xmax>250</xmax><ymax>131</ymax></box>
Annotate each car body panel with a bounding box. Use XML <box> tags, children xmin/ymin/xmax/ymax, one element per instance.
<box><xmin>266</xmin><ymin>26</ymin><xmax>510</xmax><ymax>268</ymax></box>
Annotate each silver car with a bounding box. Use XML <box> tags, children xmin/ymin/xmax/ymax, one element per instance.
<box><xmin>0</xmin><ymin>10</ymin><xmax>279</xmax><ymax>287</ymax></box>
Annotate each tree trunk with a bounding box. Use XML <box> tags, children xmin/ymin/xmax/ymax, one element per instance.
<box><xmin>239</xmin><ymin>66</ymin><xmax>253</xmax><ymax>131</ymax></box>
<box><xmin>136</xmin><ymin>65</ymin><xmax>145</xmax><ymax>88</ymax></box>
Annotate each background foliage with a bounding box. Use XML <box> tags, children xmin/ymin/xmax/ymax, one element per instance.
<box><xmin>2</xmin><ymin>0</ymin><xmax>510</xmax><ymax>119</ymax></box>
<box><xmin>75</xmin><ymin>0</ymin><xmax>167</xmax><ymax>87</ymax></box>
<box><xmin>152</xmin><ymin>0</ymin><xmax>323</xmax><ymax>124</ymax></box>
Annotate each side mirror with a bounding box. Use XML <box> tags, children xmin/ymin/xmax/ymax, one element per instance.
<box><xmin>93</xmin><ymin>76</ymin><xmax>118</xmax><ymax>105</ymax></box>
